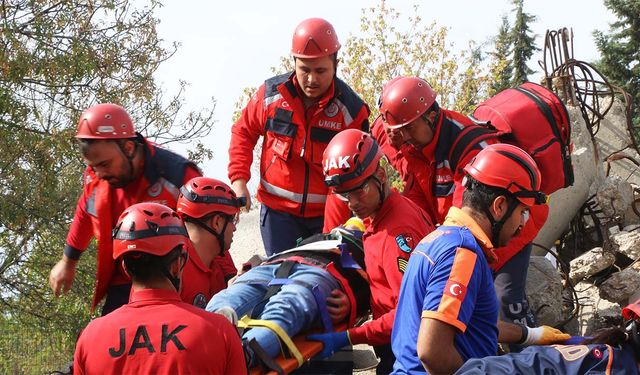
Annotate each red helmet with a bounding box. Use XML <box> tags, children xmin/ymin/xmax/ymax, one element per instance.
<box><xmin>112</xmin><ymin>202</ymin><xmax>188</xmax><ymax>259</ymax></box>
<box><xmin>463</xmin><ymin>144</ymin><xmax>547</xmax><ymax>206</ymax></box>
<box><xmin>291</xmin><ymin>18</ymin><xmax>341</xmax><ymax>58</ymax></box>
<box><xmin>323</xmin><ymin>129</ymin><xmax>383</xmax><ymax>191</ymax></box>
<box><xmin>76</xmin><ymin>103</ymin><xmax>136</xmax><ymax>139</ymax></box>
<box><xmin>623</xmin><ymin>299</ymin><xmax>640</xmax><ymax>320</ymax></box>
<box><xmin>177</xmin><ymin>177</ymin><xmax>243</xmax><ymax>219</ymax></box>
<box><xmin>378</xmin><ymin>76</ymin><xmax>437</xmax><ymax>129</ymax></box>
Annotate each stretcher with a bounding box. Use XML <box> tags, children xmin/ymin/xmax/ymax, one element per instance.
<box><xmin>246</xmin><ymin>317</ymin><xmax>348</xmax><ymax>375</ymax></box>
<box><xmin>239</xmin><ymin>230</ymin><xmax>371</xmax><ymax>374</ymax></box>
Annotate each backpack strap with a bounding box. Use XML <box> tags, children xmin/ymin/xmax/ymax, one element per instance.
<box><xmin>448</xmin><ymin>123</ymin><xmax>500</xmax><ymax>172</ymax></box>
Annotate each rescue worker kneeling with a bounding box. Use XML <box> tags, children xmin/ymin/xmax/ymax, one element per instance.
<box><xmin>206</xmin><ymin>219</ymin><xmax>370</xmax><ymax>369</ymax></box>
<box><xmin>73</xmin><ymin>202</ymin><xmax>246</xmax><ymax>374</ymax></box>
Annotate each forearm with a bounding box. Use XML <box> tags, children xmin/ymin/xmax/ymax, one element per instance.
<box><xmin>420</xmin><ymin>348</ymin><xmax>463</xmax><ymax>375</ymax></box>
<box><xmin>497</xmin><ymin>320</ymin><xmax>526</xmax><ymax>344</ymax></box>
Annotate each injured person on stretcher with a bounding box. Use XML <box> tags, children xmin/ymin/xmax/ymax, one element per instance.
<box><xmin>206</xmin><ymin>219</ymin><xmax>371</xmax><ymax>374</ymax></box>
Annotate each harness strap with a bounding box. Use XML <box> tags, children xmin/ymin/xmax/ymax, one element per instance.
<box><xmin>251</xmin><ymin>260</ymin><xmax>297</xmax><ymax>318</ymax></box>
<box><xmin>265</xmin><ymin>277</ymin><xmax>334</xmax><ymax>333</ymax></box>
<box><xmin>238</xmin><ymin>315</ymin><xmax>304</xmax><ymax>367</ymax></box>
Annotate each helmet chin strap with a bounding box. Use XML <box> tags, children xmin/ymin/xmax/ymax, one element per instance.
<box><xmin>371</xmin><ymin>175</ymin><xmax>385</xmax><ymax>210</ymax></box>
<box><xmin>186</xmin><ymin>216</ymin><xmax>228</xmax><ymax>256</ymax></box>
<box><xmin>481</xmin><ymin>197</ymin><xmax>520</xmax><ymax>247</ymax></box>
<box><xmin>160</xmin><ymin>250</ymin><xmax>187</xmax><ymax>292</ymax></box>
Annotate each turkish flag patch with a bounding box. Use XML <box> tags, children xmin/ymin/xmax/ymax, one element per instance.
<box><xmin>444</xmin><ymin>279</ymin><xmax>467</xmax><ymax>301</ymax></box>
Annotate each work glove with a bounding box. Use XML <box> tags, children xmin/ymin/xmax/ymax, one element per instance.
<box><xmin>306</xmin><ymin>331</ymin><xmax>350</xmax><ymax>359</ymax></box>
<box><xmin>521</xmin><ymin>325</ymin><xmax>571</xmax><ymax>345</ymax></box>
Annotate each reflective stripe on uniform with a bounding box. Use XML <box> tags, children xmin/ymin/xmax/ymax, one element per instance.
<box><xmin>334</xmin><ymin>98</ymin><xmax>354</xmax><ymax>126</ymax></box>
<box><xmin>261</xmin><ymin>178</ymin><xmax>327</xmax><ymax>204</ymax></box>
<box><xmin>264</xmin><ymin>93</ymin><xmax>283</xmax><ymax>109</ymax></box>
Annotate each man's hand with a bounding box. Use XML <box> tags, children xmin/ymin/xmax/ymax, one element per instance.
<box><xmin>49</xmin><ymin>256</ymin><xmax>78</xmax><ymax>297</ymax></box>
<box><xmin>307</xmin><ymin>331</ymin><xmax>350</xmax><ymax>359</ymax></box>
<box><xmin>522</xmin><ymin>325</ymin><xmax>571</xmax><ymax>345</ymax></box>
<box><xmin>385</xmin><ymin>126</ymin><xmax>404</xmax><ymax>150</ymax></box>
<box><xmin>326</xmin><ymin>289</ymin><xmax>350</xmax><ymax>324</ymax></box>
<box><xmin>231</xmin><ymin>179</ymin><xmax>251</xmax><ymax>211</ymax></box>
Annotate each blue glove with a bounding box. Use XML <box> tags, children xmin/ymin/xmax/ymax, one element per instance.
<box><xmin>306</xmin><ymin>331</ymin><xmax>350</xmax><ymax>359</ymax></box>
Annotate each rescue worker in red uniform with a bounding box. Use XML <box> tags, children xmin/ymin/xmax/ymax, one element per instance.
<box><xmin>73</xmin><ymin>202</ymin><xmax>246</xmax><ymax>374</ymax></box>
<box><xmin>375</xmin><ymin>76</ymin><xmax>550</xmax><ymax>348</ymax></box>
<box><xmin>176</xmin><ymin>177</ymin><xmax>242</xmax><ymax>308</ymax></box>
<box><xmin>48</xmin><ymin>103</ymin><xmax>204</xmax><ymax>315</ymax></box>
<box><xmin>228</xmin><ymin>18</ymin><xmax>370</xmax><ymax>256</ymax></box>
<box><xmin>308</xmin><ymin>129</ymin><xmax>435</xmax><ymax>374</ymax></box>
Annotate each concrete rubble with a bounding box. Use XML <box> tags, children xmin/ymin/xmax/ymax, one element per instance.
<box><xmin>526</xmin><ymin>96</ymin><xmax>640</xmax><ymax>336</ymax></box>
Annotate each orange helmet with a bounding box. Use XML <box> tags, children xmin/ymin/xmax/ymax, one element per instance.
<box><xmin>291</xmin><ymin>18</ymin><xmax>341</xmax><ymax>58</ymax></box>
<box><xmin>378</xmin><ymin>76</ymin><xmax>437</xmax><ymax>129</ymax></box>
<box><xmin>323</xmin><ymin>129</ymin><xmax>383</xmax><ymax>191</ymax></box>
<box><xmin>177</xmin><ymin>177</ymin><xmax>243</xmax><ymax>219</ymax></box>
<box><xmin>112</xmin><ymin>202</ymin><xmax>188</xmax><ymax>259</ymax></box>
<box><xmin>464</xmin><ymin>144</ymin><xmax>547</xmax><ymax>206</ymax></box>
<box><xmin>75</xmin><ymin>103</ymin><xmax>136</xmax><ymax>139</ymax></box>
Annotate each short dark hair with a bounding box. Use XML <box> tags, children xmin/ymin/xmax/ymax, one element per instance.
<box><xmin>77</xmin><ymin>137</ymin><xmax>139</xmax><ymax>156</ymax></box>
<box><xmin>293</xmin><ymin>53</ymin><xmax>338</xmax><ymax>70</ymax></box>
<box><xmin>462</xmin><ymin>176</ymin><xmax>516</xmax><ymax>212</ymax></box>
<box><xmin>122</xmin><ymin>246</ymin><xmax>183</xmax><ymax>282</ymax></box>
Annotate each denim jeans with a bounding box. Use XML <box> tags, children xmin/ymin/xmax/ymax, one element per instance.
<box><xmin>260</xmin><ymin>204</ymin><xmax>324</xmax><ymax>256</ymax></box>
<box><xmin>206</xmin><ymin>262</ymin><xmax>340</xmax><ymax>359</ymax></box>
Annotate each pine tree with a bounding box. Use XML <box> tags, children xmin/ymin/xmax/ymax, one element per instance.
<box><xmin>488</xmin><ymin>15</ymin><xmax>513</xmax><ymax>95</ymax></box>
<box><xmin>593</xmin><ymin>0</ymin><xmax>640</xmax><ymax>125</ymax></box>
<box><xmin>511</xmin><ymin>0</ymin><xmax>539</xmax><ymax>84</ymax></box>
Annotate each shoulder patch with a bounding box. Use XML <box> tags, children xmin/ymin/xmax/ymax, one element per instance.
<box><xmin>395</xmin><ymin>233</ymin><xmax>415</xmax><ymax>253</ymax></box>
<box><xmin>397</xmin><ymin>257</ymin><xmax>408</xmax><ymax>274</ymax></box>
<box><xmin>192</xmin><ymin>293</ymin><xmax>207</xmax><ymax>309</ymax></box>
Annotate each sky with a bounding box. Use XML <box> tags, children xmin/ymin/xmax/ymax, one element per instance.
<box><xmin>153</xmin><ymin>0</ymin><xmax>615</xmax><ymax>187</ymax></box>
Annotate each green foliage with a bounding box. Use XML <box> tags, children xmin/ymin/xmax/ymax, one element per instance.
<box><xmin>510</xmin><ymin>0</ymin><xmax>539</xmax><ymax>84</ymax></box>
<box><xmin>593</xmin><ymin>0</ymin><xmax>640</xmax><ymax>126</ymax></box>
<box><xmin>488</xmin><ymin>15</ymin><xmax>514</xmax><ymax>96</ymax></box>
<box><xmin>0</xmin><ymin>0</ymin><xmax>216</xmax><ymax>372</ymax></box>
<box><xmin>340</xmin><ymin>3</ymin><xmax>489</xmax><ymax>116</ymax></box>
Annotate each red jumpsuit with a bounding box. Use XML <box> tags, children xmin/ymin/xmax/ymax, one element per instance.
<box><xmin>64</xmin><ymin>141</ymin><xmax>202</xmax><ymax>309</ymax></box>
<box><xmin>347</xmin><ymin>191</ymin><xmax>434</xmax><ymax>346</ymax></box>
<box><xmin>180</xmin><ymin>244</ymin><xmax>237</xmax><ymax>308</ymax></box>
<box><xmin>73</xmin><ymin>288</ymin><xmax>247</xmax><ymax>374</ymax></box>
<box><xmin>228</xmin><ymin>72</ymin><xmax>370</xmax><ymax>218</ymax></box>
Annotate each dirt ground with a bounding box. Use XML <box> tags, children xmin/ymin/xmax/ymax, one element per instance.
<box><xmin>228</xmin><ymin>208</ymin><xmax>378</xmax><ymax>374</ymax></box>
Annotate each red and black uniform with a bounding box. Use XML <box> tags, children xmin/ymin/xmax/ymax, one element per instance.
<box><xmin>64</xmin><ymin>139</ymin><xmax>201</xmax><ymax>310</ymax></box>
<box><xmin>181</xmin><ymin>245</ymin><xmax>237</xmax><ymax>308</ymax></box>
<box><xmin>73</xmin><ymin>288</ymin><xmax>247</xmax><ymax>375</ymax></box>
<box><xmin>372</xmin><ymin>112</ymin><xmax>548</xmax><ymax>271</ymax></box>
<box><xmin>347</xmin><ymin>191</ymin><xmax>434</xmax><ymax>371</ymax></box>
<box><xmin>228</xmin><ymin>72</ymin><xmax>370</xmax><ymax>218</ymax></box>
